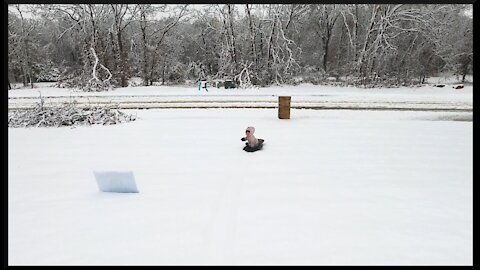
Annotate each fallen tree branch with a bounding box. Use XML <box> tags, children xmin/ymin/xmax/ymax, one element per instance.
<box><xmin>8</xmin><ymin>96</ymin><xmax>136</xmax><ymax>128</ymax></box>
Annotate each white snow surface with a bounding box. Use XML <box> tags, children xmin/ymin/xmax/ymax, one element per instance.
<box><xmin>8</xmin><ymin>83</ymin><xmax>473</xmax><ymax>104</ymax></box>
<box><xmin>8</xmin><ymin>84</ymin><xmax>473</xmax><ymax>112</ymax></box>
<box><xmin>8</xmin><ymin>109</ymin><xmax>472</xmax><ymax>265</ymax></box>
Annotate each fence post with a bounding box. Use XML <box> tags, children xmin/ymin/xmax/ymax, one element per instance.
<box><xmin>278</xmin><ymin>96</ymin><xmax>291</xmax><ymax>119</ymax></box>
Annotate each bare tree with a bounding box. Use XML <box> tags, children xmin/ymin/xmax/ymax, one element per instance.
<box><xmin>13</xmin><ymin>5</ymin><xmax>37</xmax><ymax>88</ymax></box>
<box><xmin>110</xmin><ymin>4</ymin><xmax>138</xmax><ymax>87</ymax></box>
<box><xmin>310</xmin><ymin>5</ymin><xmax>340</xmax><ymax>73</ymax></box>
<box><xmin>8</xmin><ymin>4</ymin><xmax>473</xmax><ymax>88</ymax></box>
<box><xmin>245</xmin><ymin>4</ymin><xmax>258</xmax><ymax>71</ymax></box>
<box><xmin>146</xmin><ymin>4</ymin><xmax>188</xmax><ymax>85</ymax></box>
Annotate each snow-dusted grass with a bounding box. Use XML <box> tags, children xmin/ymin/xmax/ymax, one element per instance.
<box><xmin>8</xmin><ymin>109</ymin><xmax>472</xmax><ymax>265</ymax></box>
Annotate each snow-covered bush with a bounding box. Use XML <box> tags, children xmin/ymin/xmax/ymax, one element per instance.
<box><xmin>80</xmin><ymin>79</ymin><xmax>113</xmax><ymax>92</ymax></box>
<box><xmin>128</xmin><ymin>77</ymin><xmax>144</xmax><ymax>87</ymax></box>
<box><xmin>302</xmin><ymin>71</ymin><xmax>326</xmax><ymax>85</ymax></box>
<box><xmin>33</xmin><ymin>62</ymin><xmax>63</xmax><ymax>82</ymax></box>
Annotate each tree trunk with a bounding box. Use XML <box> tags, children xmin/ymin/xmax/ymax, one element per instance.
<box><xmin>97</xmin><ymin>36</ymin><xmax>109</xmax><ymax>74</ymax></box>
<box><xmin>201</xmin><ymin>30</ymin><xmax>210</xmax><ymax>76</ymax></box>
<box><xmin>246</xmin><ymin>4</ymin><xmax>258</xmax><ymax>70</ymax></box>
<box><xmin>109</xmin><ymin>31</ymin><xmax>118</xmax><ymax>78</ymax></box>
<box><xmin>266</xmin><ymin>18</ymin><xmax>276</xmax><ymax>68</ymax></box>
<box><xmin>162</xmin><ymin>58</ymin><xmax>167</xmax><ymax>85</ymax></box>
<box><xmin>149</xmin><ymin>53</ymin><xmax>156</xmax><ymax>86</ymax></box>
<box><xmin>323</xmin><ymin>37</ymin><xmax>330</xmax><ymax>73</ymax></box>
<box><xmin>354</xmin><ymin>5</ymin><xmax>358</xmax><ymax>60</ymax></box>
<box><xmin>357</xmin><ymin>5</ymin><xmax>379</xmax><ymax>80</ymax></box>
<box><xmin>259</xmin><ymin>21</ymin><xmax>264</xmax><ymax>61</ymax></box>
<box><xmin>140</xmin><ymin>10</ymin><xmax>149</xmax><ymax>86</ymax></box>
<box><xmin>20</xmin><ymin>65</ymin><xmax>27</xmax><ymax>86</ymax></box>
<box><xmin>227</xmin><ymin>4</ymin><xmax>238</xmax><ymax>73</ymax></box>
<box><xmin>117</xmin><ymin>30</ymin><xmax>128</xmax><ymax>87</ymax></box>
<box><xmin>23</xmin><ymin>38</ymin><xmax>33</xmax><ymax>88</ymax></box>
<box><xmin>17</xmin><ymin>5</ymin><xmax>34</xmax><ymax>88</ymax></box>
<box><xmin>336</xmin><ymin>24</ymin><xmax>345</xmax><ymax>72</ymax></box>
<box><xmin>29</xmin><ymin>70</ymin><xmax>33</xmax><ymax>88</ymax></box>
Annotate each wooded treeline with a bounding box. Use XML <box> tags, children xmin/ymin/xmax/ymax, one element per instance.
<box><xmin>8</xmin><ymin>4</ymin><xmax>472</xmax><ymax>90</ymax></box>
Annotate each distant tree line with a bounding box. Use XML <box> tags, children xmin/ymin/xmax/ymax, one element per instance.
<box><xmin>8</xmin><ymin>4</ymin><xmax>472</xmax><ymax>90</ymax></box>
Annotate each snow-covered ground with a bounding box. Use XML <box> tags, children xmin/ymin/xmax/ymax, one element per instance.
<box><xmin>8</xmin><ymin>83</ymin><xmax>473</xmax><ymax>111</ymax></box>
<box><xmin>425</xmin><ymin>74</ymin><xmax>473</xmax><ymax>85</ymax></box>
<box><xmin>8</xmin><ymin>109</ymin><xmax>472</xmax><ymax>265</ymax></box>
<box><xmin>8</xmin><ymin>83</ymin><xmax>472</xmax><ymax>102</ymax></box>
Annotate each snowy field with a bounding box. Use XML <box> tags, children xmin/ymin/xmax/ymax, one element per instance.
<box><xmin>8</xmin><ymin>83</ymin><xmax>473</xmax><ymax>111</ymax></box>
<box><xmin>8</xmin><ymin>82</ymin><xmax>472</xmax><ymax>103</ymax></box>
<box><xmin>8</xmin><ymin>108</ymin><xmax>472</xmax><ymax>265</ymax></box>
